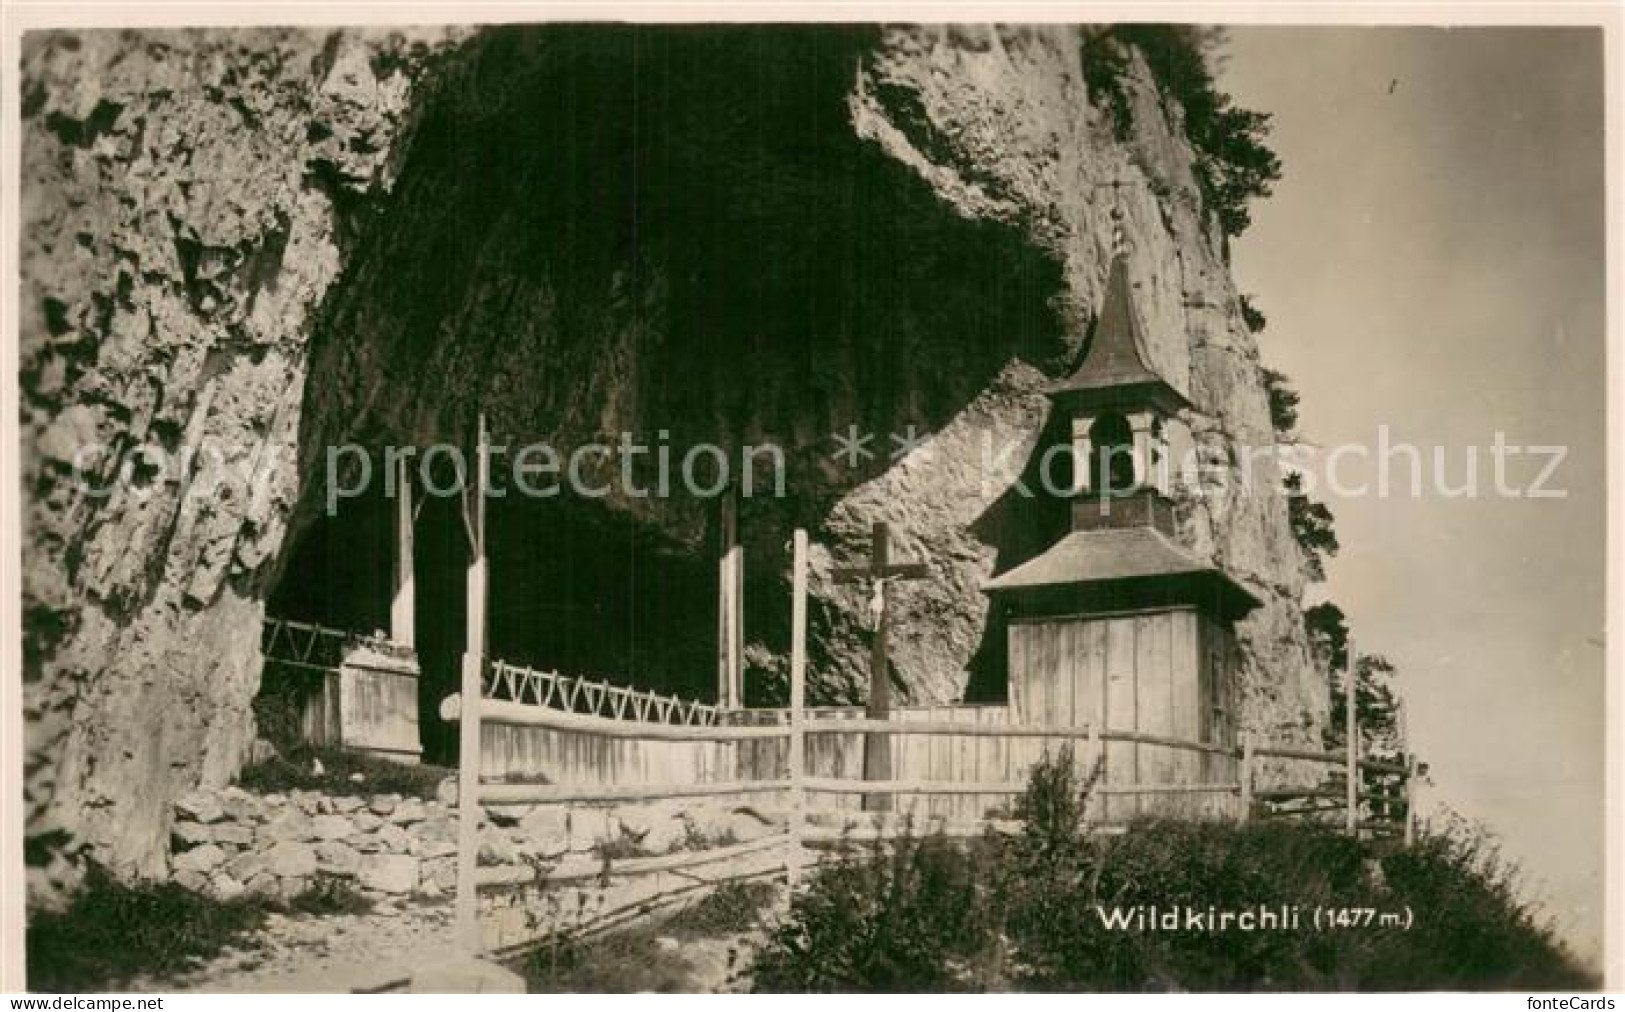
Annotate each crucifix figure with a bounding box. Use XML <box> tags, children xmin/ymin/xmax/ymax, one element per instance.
<box><xmin>833</xmin><ymin>521</ymin><xmax>928</xmax><ymax>812</ymax></box>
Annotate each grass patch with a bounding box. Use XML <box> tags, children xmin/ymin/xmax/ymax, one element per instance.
<box><xmin>749</xmin><ymin>750</ymin><xmax>1595</xmax><ymax>992</ymax></box>
<box><xmin>518</xmin><ymin>880</ymin><xmax>778</xmax><ymax>993</ymax></box>
<box><xmin>236</xmin><ymin>744</ymin><xmax>451</xmax><ymax>801</ymax></box>
<box><xmin>26</xmin><ymin>865</ymin><xmax>271</xmax><ymax>992</ymax></box>
<box><xmin>26</xmin><ymin>866</ymin><xmax>385</xmax><ymax>991</ymax></box>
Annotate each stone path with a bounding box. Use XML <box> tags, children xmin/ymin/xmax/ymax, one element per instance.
<box><xmin>133</xmin><ymin>898</ymin><xmax>519</xmax><ymax>993</ymax></box>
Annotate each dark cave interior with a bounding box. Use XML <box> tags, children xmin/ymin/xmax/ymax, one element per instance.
<box><xmin>265</xmin><ymin>24</ymin><xmax>1073</xmax><ymax>762</ymax></box>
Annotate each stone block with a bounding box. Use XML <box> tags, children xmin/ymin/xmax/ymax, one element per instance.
<box><xmin>173</xmin><ymin>843</ymin><xmax>227</xmax><ymax>874</ymax></box>
<box><xmin>259</xmin><ymin>808</ymin><xmax>315</xmax><ymax>844</ymax></box>
<box><xmin>172</xmin><ymin>821</ymin><xmax>214</xmax><ymax>847</ymax></box>
<box><xmin>315</xmin><ymin>839</ymin><xmax>363</xmax><ymax>877</ymax></box>
<box><xmin>175</xmin><ymin>791</ymin><xmax>225</xmax><ymax>824</ymax></box>
<box><xmin>264</xmin><ymin>840</ymin><xmax>318</xmax><ymax>878</ymax></box>
<box><xmin>389</xmin><ymin>798</ymin><xmax>428</xmax><ymax>824</ymax></box>
<box><xmin>358</xmin><ymin>854</ymin><xmax>420</xmax><ymax>894</ymax></box>
<box><xmin>312</xmin><ymin>814</ymin><xmax>354</xmax><ymax>841</ymax></box>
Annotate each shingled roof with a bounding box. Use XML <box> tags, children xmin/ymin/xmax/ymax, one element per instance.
<box><xmin>982</xmin><ymin>526</ymin><xmax>1260</xmax><ymax>620</ymax></box>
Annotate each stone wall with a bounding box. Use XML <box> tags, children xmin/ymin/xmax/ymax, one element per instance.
<box><xmin>167</xmin><ymin>784</ymin><xmax>784</xmax><ymax>913</ymax></box>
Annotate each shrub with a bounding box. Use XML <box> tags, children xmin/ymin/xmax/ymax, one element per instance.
<box><xmin>750</xmin><ymin>832</ymin><xmax>1002</xmax><ymax>992</ymax></box>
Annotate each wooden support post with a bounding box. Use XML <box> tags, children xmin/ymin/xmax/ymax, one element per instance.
<box><xmin>718</xmin><ymin>491</ymin><xmax>743</xmax><ymax>709</ymax></box>
<box><xmin>787</xmin><ymin>529</ymin><xmax>809</xmax><ymax>887</ymax></box>
<box><xmin>732</xmin><ymin>511</ymin><xmax>745</xmax><ymax>708</ymax></box>
<box><xmin>1238</xmin><ymin>735</ymin><xmax>1254</xmax><ymax>823</ymax></box>
<box><xmin>1086</xmin><ymin>722</ymin><xmax>1102</xmax><ymax>825</ymax></box>
<box><xmin>1345</xmin><ymin>639</ymin><xmax>1359</xmax><ymax>838</ymax></box>
<box><xmin>832</xmin><ymin>522</ymin><xmax>926</xmax><ymax>814</ymax></box>
<box><xmin>455</xmin><ymin>413</ymin><xmax>490</xmax><ymax>954</ymax></box>
<box><xmin>391</xmin><ymin>456</ymin><xmax>415</xmax><ymax>648</ymax></box>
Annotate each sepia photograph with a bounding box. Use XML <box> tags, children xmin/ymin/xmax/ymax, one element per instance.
<box><xmin>2</xmin><ymin>3</ymin><xmax>1618</xmax><ymax>996</ymax></box>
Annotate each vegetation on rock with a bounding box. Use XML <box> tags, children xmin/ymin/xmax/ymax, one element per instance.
<box><xmin>1082</xmin><ymin>25</ymin><xmax>1282</xmax><ymax>237</ymax></box>
<box><xmin>235</xmin><ymin>745</ymin><xmax>452</xmax><ymax>801</ymax></box>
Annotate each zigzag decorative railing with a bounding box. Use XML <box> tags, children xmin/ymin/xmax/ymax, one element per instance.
<box><xmin>483</xmin><ymin>659</ymin><xmax>722</xmax><ymax>727</ymax></box>
<box><xmin>261</xmin><ymin>616</ymin><xmax>413</xmax><ymax>673</ymax></box>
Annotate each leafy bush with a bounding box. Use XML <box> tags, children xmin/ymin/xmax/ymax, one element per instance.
<box><xmin>1284</xmin><ymin>472</ymin><xmax>1339</xmax><ymax>581</ymax></box>
<box><xmin>747</xmin><ymin>759</ymin><xmax>1592</xmax><ymax>991</ymax></box>
<box><xmin>750</xmin><ymin>832</ymin><xmax>1003</xmax><ymax>992</ymax></box>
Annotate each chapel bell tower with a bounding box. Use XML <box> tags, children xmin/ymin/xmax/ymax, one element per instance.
<box><xmin>983</xmin><ymin>253</ymin><xmax>1261</xmax><ymax>820</ymax></box>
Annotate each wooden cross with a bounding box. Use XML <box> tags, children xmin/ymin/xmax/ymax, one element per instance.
<box><xmin>833</xmin><ymin>521</ymin><xmax>928</xmax><ymax>812</ymax></box>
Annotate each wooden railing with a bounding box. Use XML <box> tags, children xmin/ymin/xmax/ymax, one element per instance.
<box><xmin>485</xmin><ymin>659</ymin><xmax>723</xmax><ymax>726</ymax></box>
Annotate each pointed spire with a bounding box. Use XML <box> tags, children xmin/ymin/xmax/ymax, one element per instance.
<box><xmin>1048</xmin><ymin>254</ymin><xmax>1190</xmax><ymax>413</ymax></box>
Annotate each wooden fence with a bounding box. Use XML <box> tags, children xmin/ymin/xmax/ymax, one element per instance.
<box><xmin>441</xmin><ymin>529</ymin><xmax>1417</xmax><ymax>954</ymax></box>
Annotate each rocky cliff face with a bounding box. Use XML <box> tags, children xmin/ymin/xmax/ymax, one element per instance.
<box><xmin>20</xmin><ymin>23</ymin><xmax>1325</xmax><ymax>899</ymax></box>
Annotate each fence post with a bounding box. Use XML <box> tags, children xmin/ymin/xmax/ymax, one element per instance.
<box><xmin>786</xmin><ymin>529</ymin><xmax>809</xmax><ymax>888</ymax></box>
<box><xmin>1239</xmin><ymin>734</ymin><xmax>1254</xmax><ymax>824</ymax></box>
<box><xmin>1345</xmin><ymin>639</ymin><xmax>1359</xmax><ymax>838</ymax></box>
<box><xmin>455</xmin><ymin>413</ymin><xmax>490</xmax><ymax>954</ymax></box>
<box><xmin>1086</xmin><ymin>722</ymin><xmax>1102</xmax><ymax>825</ymax></box>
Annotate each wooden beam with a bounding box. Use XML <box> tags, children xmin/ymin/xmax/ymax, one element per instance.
<box><xmin>479</xmin><ymin>779</ymin><xmax>791</xmax><ymax>805</ymax></box>
<box><xmin>455</xmin><ymin>412</ymin><xmax>490</xmax><ymax>954</ymax></box>
<box><xmin>440</xmin><ymin>694</ymin><xmax>789</xmax><ymax>740</ymax></box>
<box><xmin>787</xmin><ymin>528</ymin><xmax>809</xmax><ymax>888</ymax></box>
<box><xmin>799</xmin><ymin>778</ymin><xmax>1241</xmax><ymax>796</ymax></box>
<box><xmin>390</xmin><ymin>456</ymin><xmax>415</xmax><ymax>648</ymax></box>
<box><xmin>477</xmin><ymin>834</ymin><xmax>790</xmax><ymax>887</ymax></box>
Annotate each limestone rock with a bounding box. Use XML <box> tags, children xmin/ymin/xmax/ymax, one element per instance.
<box><xmin>209</xmin><ymin>872</ymin><xmax>246</xmax><ymax>901</ymax></box>
<box><xmin>173</xmin><ymin>843</ymin><xmax>227</xmax><ymax>874</ymax></box>
<box><xmin>358</xmin><ymin>854</ymin><xmax>420</xmax><ymax>894</ymax></box>
<box><xmin>374</xmin><ymin>823</ymin><xmax>413</xmax><ymax>854</ymax></box>
<box><xmin>437</xmin><ymin>777</ymin><xmax>460</xmax><ymax>808</ymax></box>
<box><xmin>389</xmin><ymin>799</ymin><xmax>428</xmax><ymax>825</ymax></box>
<box><xmin>311</xmin><ymin>814</ymin><xmax>354</xmax><ymax>841</ymax></box>
<box><xmin>219</xmin><ymin>786</ymin><xmax>262</xmax><ymax>821</ymax></box>
<box><xmin>172</xmin><ymin>821</ymin><xmax>214</xmax><ymax>847</ymax></box>
<box><xmin>175</xmin><ymin>792</ymin><xmax>226</xmax><ymax>824</ymax></box>
<box><xmin>477</xmin><ymin>829</ymin><xmax>519</xmax><ymax>866</ymax></box>
<box><xmin>315</xmin><ymin>839</ymin><xmax>364</xmax><ymax>877</ymax></box>
<box><xmin>370</xmin><ymin>795</ymin><xmax>400</xmax><ymax>817</ymax></box>
<box><xmin>259</xmin><ymin>809</ymin><xmax>315</xmax><ymax>844</ymax></box>
<box><xmin>212</xmin><ymin>823</ymin><xmax>255</xmax><ymax>848</ymax></box>
<box><xmin>264</xmin><ymin>840</ymin><xmax>317</xmax><ymax>879</ymax></box>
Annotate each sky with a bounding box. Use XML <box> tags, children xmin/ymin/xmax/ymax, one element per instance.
<box><xmin>1220</xmin><ymin>26</ymin><xmax>1607</xmax><ymax>965</ymax></box>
